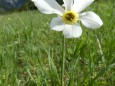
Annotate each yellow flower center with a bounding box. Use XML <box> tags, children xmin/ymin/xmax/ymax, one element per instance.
<box><xmin>62</xmin><ymin>11</ymin><xmax>79</xmax><ymax>25</ymax></box>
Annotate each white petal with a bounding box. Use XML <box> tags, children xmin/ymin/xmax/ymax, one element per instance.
<box><xmin>79</xmin><ymin>11</ymin><xmax>103</xmax><ymax>29</ymax></box>
<box><xmin>50</xmin><ymin>17</ymin><xmax>65</xmax><ymax>31</ymax></box>
<box><xmin>73</xmin><ymin>0</ymin><xmax>94</xmax><ymax>13</ymax></box>
<box><xmin>31</xmin><ymin>0</ymin><xmax>64</xmax><ymax>15</ymax></box>
<box><xmin>63</xmin><ymin>0</ymin><xmax>73</xmax><ymax>11</ymax></box>
<box><xmin>63</xmin><ymin>24</ymin><xmax>82</xmax><ymax>38</ymax></box>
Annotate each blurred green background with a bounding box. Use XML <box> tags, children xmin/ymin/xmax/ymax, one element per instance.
<box><xmin>1</xmin><ymin>0</ymin><xmax>114</xmax><ymax>14</ymax></box>
<box><xmin>0</xmin><ymin>0</ymin><xmax>114</xmax><ymax>86</ymax></box>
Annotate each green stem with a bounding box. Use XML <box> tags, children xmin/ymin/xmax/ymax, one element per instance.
<box><xmin>61</xmin><ymin>36</ymin><xmax>65</xmax><ymax>86</ymax></box>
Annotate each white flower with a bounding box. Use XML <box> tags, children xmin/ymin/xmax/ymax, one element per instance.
<box><xmin>32</xmin><ymin>0</ymin><xmax>103</xmax><ymax>38</ymax></box>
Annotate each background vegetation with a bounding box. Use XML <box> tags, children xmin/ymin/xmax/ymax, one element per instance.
<box><xmin>0</xmin><ymin>0</ymin><xmax>115</xmax><ymax>86</ymax></box>
<box><xmin>19</xmin><ymin>0</ymin><xmax>115</xmax><ymax>11</ymax></box>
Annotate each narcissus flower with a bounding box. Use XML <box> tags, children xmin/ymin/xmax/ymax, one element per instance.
<box><xmin>32</xmin><ymin>0</ymin><xmax>103</xmax><ymax>38</ymax></box>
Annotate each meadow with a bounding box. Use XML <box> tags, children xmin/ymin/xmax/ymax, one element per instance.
<box><xmin>0</xmin><ymin>0</ymin><xmax>115</xmax><ymax>86</ymax></box>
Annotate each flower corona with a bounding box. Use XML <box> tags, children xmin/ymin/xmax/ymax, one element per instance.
<box><xmin>62</xmin><ymin>11</ymin><xmax>79</xmax><ymax>25</ymax></box>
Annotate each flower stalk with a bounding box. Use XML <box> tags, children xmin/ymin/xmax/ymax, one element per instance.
<box><xmin>61</xmin><ymin>36</ymin><xmax>65</xmax><ymax>86</ymax></box>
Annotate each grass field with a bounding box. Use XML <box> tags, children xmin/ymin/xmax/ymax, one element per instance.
<box><xmin>0</xmin><ymin>0</ymin><xmax>115</xmax><ymax>86</ymax></box>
